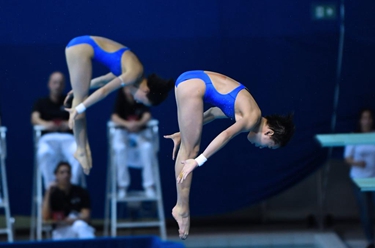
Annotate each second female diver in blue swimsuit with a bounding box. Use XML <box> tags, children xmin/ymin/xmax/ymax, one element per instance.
<box><xmin>164</xmin><ymin>70</ymin><xmax>295</xmax><ymax>240</ymax></box>
<box><xmin>64</xmin><ymin>36</ymin><xmax>173</xmax><ymax>175</ymax></box>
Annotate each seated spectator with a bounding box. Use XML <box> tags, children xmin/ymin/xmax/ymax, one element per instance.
<box><xmin>42</xmin><ymin>162</ymin><xmax>94</xmax><ymax>239</ymax></box>
<box><xmin>111</xmin><ymin>87</ymin><xmax>157</xmax><ymax>198</ymax></box>
<box><xmin>31</xmin><ymin>72</ymin><xmax>82</xmax><ymax>188</ymax></box>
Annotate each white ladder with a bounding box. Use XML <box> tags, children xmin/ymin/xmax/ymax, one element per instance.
<box><xmin>30</xmin><ymin>126</ymin><xmax>86</xmax><ymax>240</ymax></box>
<box><xmin>104</xmin><ymin>120</ymin><xmax>167</xmax><ymax>240</ymax></box>
<box><xmin>0</xmin><ymin>127</ymin><xmax>14</xmax><ymax>242</ymax></box>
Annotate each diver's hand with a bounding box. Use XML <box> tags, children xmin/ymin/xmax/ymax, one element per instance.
<box><xmin>177</xmin><ymin>159</ymin><xmax>198</xmax><ymax>183</ymax></box>
<box><xmin>65</xmin><ymin>107</ymin><xmax>78</xmax><ymax>129</ymax></box>
<box><xmin>64</xmin><ymin>90</ymin><xmax>74</xmax><ymax>108</ymax></box>
<box><xmin>163</xmin><ymin>132</ymin><xmax>181</xmax><ymax>160</ymax></box>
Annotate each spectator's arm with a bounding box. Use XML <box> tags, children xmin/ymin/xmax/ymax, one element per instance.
<box><xmin>77</xmin><ymin>189</ymin><xmax>91</xmax><ymax>223</ymax></box>
<box><xmin>344</xmin><ymin>145</ymin><xmax>365</xmax><ymax>168</ymax></box>
<box><xmin>136</xmin><ymin>111</ymin><xmax>151</xmax><ymax>127</ymax></box>
<box><xmin>344</xmin><ymin>156</ymin><xmax>366</xmax><ymax>168</ymax></box>
<box><xmin>58</xmin><ymin>120</ymin><xmax>70</xmax><ymax>131</ymax></box>
<box><xmin>42</xmin><ymin>188</ymin><xmax>53</xmax><ymax>221</ymax></box>
<box><xmin>31</xmin><ymin>111</ymin><xmax>56</xmax><ymax>131</ymax></box>
<box><xmin>64</xmin><ymin>208</ymin><xmax>91</xmax><ymax>225</ymax></box>
<box><xmin>78</xmin><ymin>208</ymin><xmax>91</xmax><ymax>223</ymax></box>
<box><xmin>111</xmin><ymin>113</ymin><xmax>130</xmax><ymax>129</ymax></box>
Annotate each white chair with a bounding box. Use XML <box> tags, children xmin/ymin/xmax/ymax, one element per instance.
<box><xmin>104</xmin><ymin>120</ymin><xmax>166</xmax><ymax>239</ymax></box>
<box><xmin>0</xmin><ymin>126</ymin><xmax>14</xmax><ymax>242</ymax></box>
<box><xmin>30</xmin><ymin>126</ymin><xmax>86</xmax><ymax>240</ymax></box>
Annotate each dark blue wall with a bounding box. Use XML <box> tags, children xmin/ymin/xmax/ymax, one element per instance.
<box><xmin>1</xmin><ymin>0</ymin><xmax>374</xmax><ymax>218</ymax></box>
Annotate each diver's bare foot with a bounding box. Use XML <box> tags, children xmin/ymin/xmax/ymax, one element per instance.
<box><xmin>74</xmin><ymin>149</ymin><xmax>91</xmax><ymax>175</ymax></box>
<box><xmin>172</xmin><ymin>207</ymin><xmax>190</xmax><ymax>240</ymax></box>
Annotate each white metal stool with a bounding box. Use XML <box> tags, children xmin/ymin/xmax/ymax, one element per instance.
<box><xmin>0</xmin><ymin>126</ymin><xmax>14</xmax><ymax>242</ymax></box>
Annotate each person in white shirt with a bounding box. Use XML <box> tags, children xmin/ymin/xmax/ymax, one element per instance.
<box><xmin>344</xmin><ymin>108</ymin><xmax>375</xmax><ymax>248</ymax></box>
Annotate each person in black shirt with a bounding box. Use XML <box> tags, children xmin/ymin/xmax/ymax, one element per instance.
<box><xmin>31</xmin><ymin>72</ymin><xmax>82</xmax><ymax>189</ymax></box>
<box><xmin>42</xmin><ymin>162</ymin><xmax>94</xmax><ymax>239</ymax></box>
<box><xmin>111</xmin><ymin>87</ymin><xmax>157</xmax><ymax>198</ymax></box>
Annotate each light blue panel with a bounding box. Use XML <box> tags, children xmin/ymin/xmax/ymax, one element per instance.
<box><xmin>353</xmin><ymin>178</ymin><xmax>375</xmax><ymax>192</ymax></box>
<box><xmin>316</xmin><ymin>133</ymin><xmax>375</xmax><ymax>147</ymax></box>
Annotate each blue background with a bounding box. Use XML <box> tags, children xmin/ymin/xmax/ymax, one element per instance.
<box><xmin>0</xmin><ymin>0</ymin><xmax>375</xmax><ymax>218</ymax></box>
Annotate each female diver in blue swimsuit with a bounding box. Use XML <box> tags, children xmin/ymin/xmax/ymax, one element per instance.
<box><xmin>164</xmin><ymin>70</ymin><xmax>295</xmax><ymax>240</ymax></box>
<box><xmin>65</xmin><ymin>36</ymin><xmax>173</xmax><ymax>175</ymax></box>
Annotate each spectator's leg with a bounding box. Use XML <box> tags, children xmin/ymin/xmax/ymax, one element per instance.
<box><xmin>71</xmin><ymin>220</ymin><xmax>95</xmax><ymax>239</ymax></box>
<box><xmin>113</xmin><ymin>129</ymin><xmax>130</xmax><ymax>195</ymax></box>
<box><xmin>65</xmin><ymin>45</ymin><xmax>92</xmax><ymax>174</ymax></box>
<box><xmin>37</xmin><ymin>134</ymin><xmax>61</xmax><ymax>189</ymax></box>
<box><xmin>60</xmin><ymin>133</ymin><xmax>83</xmax><ymax>185</ymax></box>
<box><xmin>352</xmin><ymin>180</ymin><xmax>374</xmax><ymax>245</ymax></box>
<box><xmin>369</xmin><ymin>191</ymin><xmax>375</xmax><ymax>245</ymax></box>
<box><xmin>52</xmin><ymin>225</ymin><xmax>76</xmax><ymax>240</ymax></box>
<box><xmin>137</xmin><ymin>131</ymin><xmax>156</xmax><ymax>196</ymax></box>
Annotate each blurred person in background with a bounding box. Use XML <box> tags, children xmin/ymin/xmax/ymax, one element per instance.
<box><xmin>42</xmin><ymin>162</ymin><xmax>94</xmax><ymax>240</ymax></box>
<box><xmin>344</xmin><ymin>108</ymin><xmax>375</xmax><ymax>248</ymax></box>
<box><xmin>31</xmin><ymin>72</ymin><xmax>83</xmax><ymax>188</ymax></box>
<box><xmin>111</xmin><ymin>87</ymin><xmax>156</xmax><ymax>199</ymax></box>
